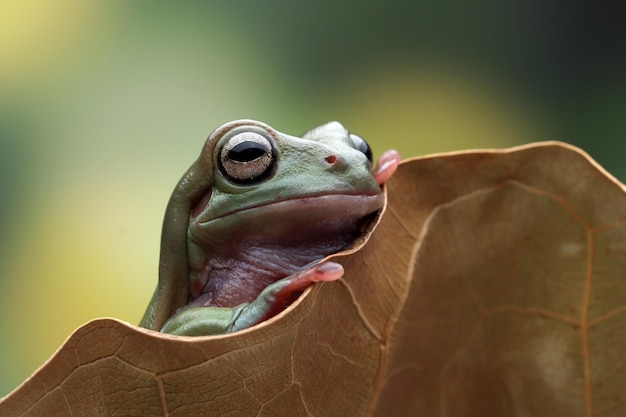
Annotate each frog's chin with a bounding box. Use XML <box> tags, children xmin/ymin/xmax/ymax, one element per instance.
<box><xmin>191</xmin><ymin>193</ymin><xmax>385</xmax><ymax>243</ymax></box>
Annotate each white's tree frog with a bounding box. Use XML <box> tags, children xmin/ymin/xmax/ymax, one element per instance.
<box><xmin>139</xmin><ymin>120</ymin><xmax>400</xmax><ymax>336</ymax></box>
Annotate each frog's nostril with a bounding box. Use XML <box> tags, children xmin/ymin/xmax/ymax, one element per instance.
<box><xmin>325</xmin><ymin>155</ymin><xmax>337</xmax><ymax>164</ymax></box>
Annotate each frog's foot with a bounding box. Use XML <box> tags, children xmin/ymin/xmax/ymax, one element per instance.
<box><xmin>161</xmin><ymin>304</ymin><xmax>243</xmax><ymax>336</ymax></box>
<box><xmin>230</xmin><ymin>261</ymin><xmax>344</xmax><ymax>332</ymax></box>
<box><xmin>372</xmin><ymin>149</ymin><xmax>401</xmax><ymax>186</ymax></box>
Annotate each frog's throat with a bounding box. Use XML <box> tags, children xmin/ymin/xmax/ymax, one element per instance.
<box><xmin>185</xmin><ymin>193</ymin><xmax>384</xmax><ymax>307</ymax></box>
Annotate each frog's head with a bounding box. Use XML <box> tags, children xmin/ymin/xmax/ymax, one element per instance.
<box><xmin>143</xmin><ymin>120</ymin><xmax>398</xmax><ymax>330</ymax></box>
<box><xmin>189</xmin><ymin>120</ymin><xmax>384</xmax><ymax>243</ymax></box>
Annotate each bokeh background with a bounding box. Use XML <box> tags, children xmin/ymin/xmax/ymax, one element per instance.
<box><xmin>1</xmin><ymin>0</ymin><xmax>624</xmax><ymax>396</ymax></box>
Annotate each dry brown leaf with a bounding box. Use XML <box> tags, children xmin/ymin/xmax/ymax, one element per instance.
<box><xmin>1</xmin><ymin>141</ymin><xmax>625</xmax><ymax>417</ymax></box>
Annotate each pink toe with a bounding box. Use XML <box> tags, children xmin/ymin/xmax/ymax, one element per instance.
<box><xmin>312</xmin><ymin>262</ymin><xmax>344</xmax><ymax>282</ymax></box>
<box><xmin>372</xmin><ymin>149</ymin><xmax>401</xmax><ymax>185</ymax></box>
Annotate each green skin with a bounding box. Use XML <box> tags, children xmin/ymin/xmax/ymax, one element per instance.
<box><xmin>139</xmin><ymin>120</ymin><xmax>399</xmax><ymax>336</ymax></box>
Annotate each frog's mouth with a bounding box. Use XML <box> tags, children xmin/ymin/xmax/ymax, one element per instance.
<box><xmin>193</xmin><ymin>192</ymin><xmax>385</xmax><ymax>238</ymax></box>
<box><xmin>214</xmin><ymin>192</ymin><xmax>381</xmax><ymax>218</ymax></box>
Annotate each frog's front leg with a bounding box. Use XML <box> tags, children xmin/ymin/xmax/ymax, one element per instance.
<box><xmin>160</xmin><ymin>262</ymin><xmax>344</xmax><ymax>336</ymax></box>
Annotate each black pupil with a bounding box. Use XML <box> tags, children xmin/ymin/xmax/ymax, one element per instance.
<box><xmin>228</xmin><ymin>141</ymin><xmax>268</xmax><ymax>162</ymax></box>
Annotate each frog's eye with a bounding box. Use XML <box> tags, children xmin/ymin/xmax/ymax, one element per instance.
<box><xmin>349</xmin><ymin>133</ymin><xmax>373</xmax><ymax>162</ymax></box>
<box><xmin>219</xmin><ymin>132</ymin><xmax>276</xmax><ymax>184</ymax></box>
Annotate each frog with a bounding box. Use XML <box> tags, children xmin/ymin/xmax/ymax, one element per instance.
<box><xmin>139</xmin><ymin>119</ymin><xmax>400</xmax><ymax>336</ymax></box>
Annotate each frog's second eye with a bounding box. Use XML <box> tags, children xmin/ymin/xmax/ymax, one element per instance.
<box><xmin>219</xmin><ymin>132</ymin><xmax>275</xmax><ymax>184</ymax></box>
<box><xmin>349</xmin><ymin>134</ymin><xmax>373</xmax><ymax>162</ymax></box>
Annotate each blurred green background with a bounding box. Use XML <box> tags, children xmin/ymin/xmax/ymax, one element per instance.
<box><xmin>1</xmin><ymin>0</ymin><xmax>624</xmax><ymax>396</ymax></box>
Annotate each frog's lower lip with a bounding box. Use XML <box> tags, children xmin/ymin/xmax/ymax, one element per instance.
<box><xmin>198</xmin><ymin>193</ymin><xmax>385</xmax><ymax>225</ymax></box>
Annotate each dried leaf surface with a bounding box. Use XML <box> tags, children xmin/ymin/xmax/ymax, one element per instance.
<box><xmin>1</xmin><ymin>141</ymin><xmax>625</xmax><ymax>417</ymax></box>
